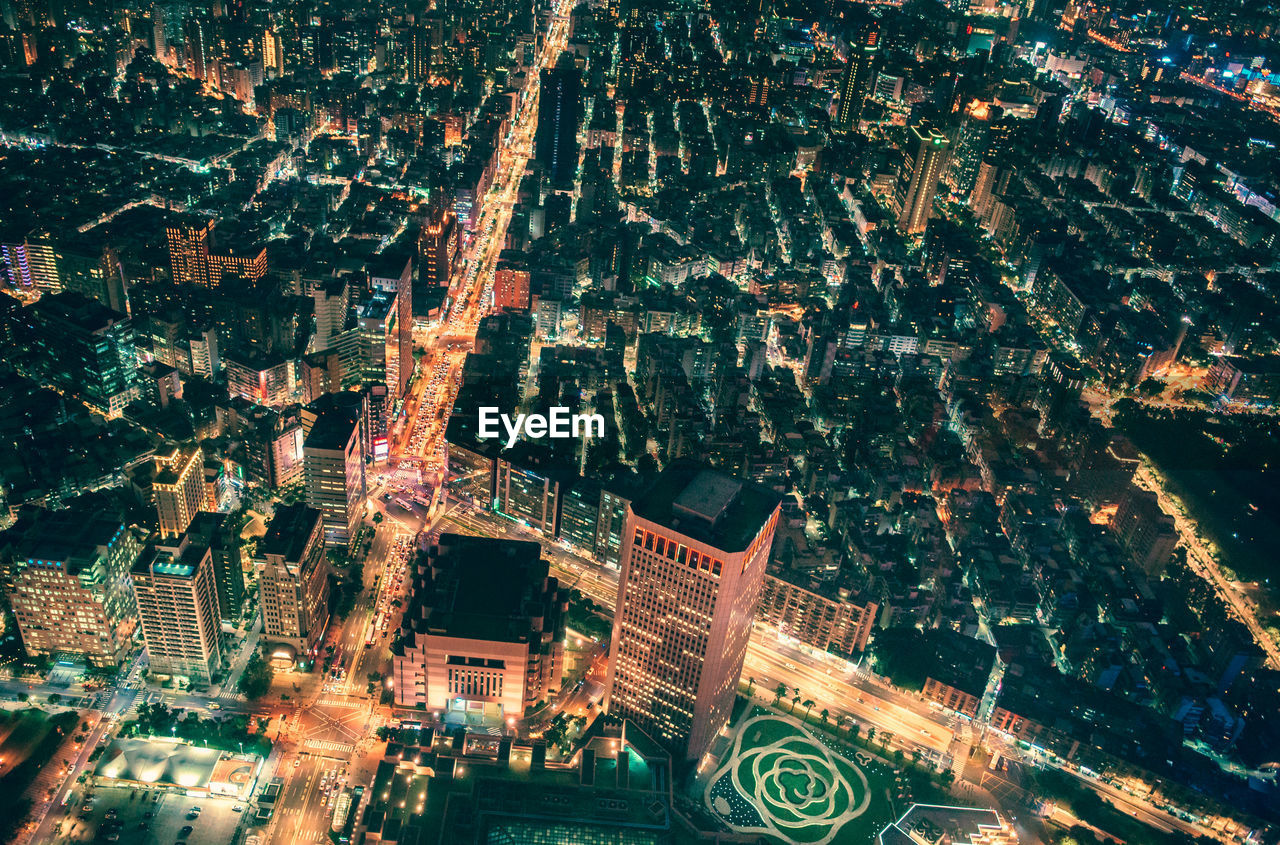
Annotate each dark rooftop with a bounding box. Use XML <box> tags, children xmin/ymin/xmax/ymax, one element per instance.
<box><xmin>258</xmin><ymin>503</ymin><xmax>322</xmax><ymax>563</ymax></box>
<box><xmin>16</xmin><ymin>508</ymin><xmax>128</xmax><ymax>576</ymax></box>
<box><xmin>630</xmin><ymin>463</ymin><xmax>781</xmax><ymax>554</ymax></box>
<box><xmin>405</xmin><ymin>534</ymin><xmax>557</xmax><ymax>644</ymax></box>
<box><xmin>304</xmin><ymin>406</ymin><xmax>360</xmax><ymax>451</ymax></box>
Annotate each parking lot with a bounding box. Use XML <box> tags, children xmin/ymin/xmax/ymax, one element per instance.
<box><xmin>53</xmin><ymin>784</ymin><xmax>245</xmax><ymax>844</ymax></box>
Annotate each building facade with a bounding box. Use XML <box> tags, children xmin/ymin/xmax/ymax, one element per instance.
<box><xmin>132</xmin><ymin>537</ymin><xmax>223</xmax><ymax>683</ymax></box>
<box><xmin>153</xmin><ymin>445</ymin><xmax>205</xmax><ymax>539</ymax></box>
<box><xmin>604</xmin><ymin>465</ymin><xmax>781</xmax><ymax>760</ymax></box>
<box><xmin>756</xmin><ymin>570</ymin><xmax>879</xmax><ymax>655</ymax></box>
<box><xmin>10</xmin><ymin>509</ymin><xmax>141</xmax><ymax>667</ymax></box>
<box><xmin>304</xmin><ymin>405</ymin><xmax>366</xmax><ymax>543</ymax></box>
<box><xmin>256</xmin><ymin>504</ymin><xmax>330</xmax><ymax>658</ymax></box>
<box><xmin>392</xmin><ymin>535</ymin><xmax>565</xmax><ymax>723</ymax></box>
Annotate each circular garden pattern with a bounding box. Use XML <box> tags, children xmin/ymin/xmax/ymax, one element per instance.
<box><xmin>705</xmin><ymin>714</ymin><xmax>873</xmax><ymax>845</ymax></box>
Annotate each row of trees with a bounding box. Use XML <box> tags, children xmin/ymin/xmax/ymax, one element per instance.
<box><xmin>748</xmin><ymin>677</ymin><xmax>955</xmax><ymax>789</ymax></box>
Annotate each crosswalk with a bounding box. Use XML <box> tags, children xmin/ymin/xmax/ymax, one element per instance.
<box><xmin>316</xmin><ymin>697</ymin><xmax>363</xmax><ymax>708</ymax></box>
<box><xmin>305</xmin><ymin>740</ymin><xmax>355</xmax><ymax>754</ymax></box>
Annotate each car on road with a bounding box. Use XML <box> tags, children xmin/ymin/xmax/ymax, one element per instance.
<box><xmin>181</xmin><ymin>826</ymin><xmax>194</xmax><ymax>836</ymax></box>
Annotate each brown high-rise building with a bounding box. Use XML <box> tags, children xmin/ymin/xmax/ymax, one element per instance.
<box><xmin>152</xmin><ymin>445</ymin><xmax>205</xmax><ymax>538</ymax></box>
<box><xmin>255</xmin><ymin>504</ymin><xmax>330</xmax><ymax>658</ymax></box>
<box><xmin>420</xmin><ymin>209</ymin><xmax>457</xmax><ymax>291</ymax></box>
<box><xmin>493</xmin><ymin>264</ymin><xmax>531</xmax><ymax>312</ymax></box>
<box><xmin>392</xmin><ymin>534</ymin><xmax>566</xmax><ymax>721</ymax></box>
<box><xmin>603</xmin><ymin>464</ymin><xmax>780</xmax><ymax>760</ymax></box>
<box><xmin>166</xmin><ymin>218</ymin><xmax>267</xmax><ymax>288</ymax></box>
<box><xmin>9</xmin><ymin>508</ymin><xmax>141</xmax><ymax>668</ymax></box>
<box><xmin>131</xmin><ymin>536</ymin><xmax>223</xmax><ymax>683</ymax></box>
<box><xmin>895</xmin><ymin>122</ymin><xmax>951</xmax><ymax>235</ymax></box>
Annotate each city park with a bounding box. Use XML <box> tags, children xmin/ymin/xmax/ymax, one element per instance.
<box><xmin>702</xmin><ymin>691</ymin><xmax>943</xmax><ymax>845</ymax></box>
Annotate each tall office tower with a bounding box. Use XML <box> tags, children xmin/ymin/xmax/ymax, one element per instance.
<box><xmin>834</xmin><ymin>24</ymin><xmax>880</xmax><ymax>132</ymax></box>
<box><xmin>308</xmin><ymin>276</ymin><xmax>350</xmax><ymax>353</ymax></box>
<box><xmin>419</xmin><ymin>209</ymin><xmax>457</xmax><ymax>291</ymax></box>
<box><xmin>152</xmin><ymin>4</ymin><xmax>167</xmax><ymax>61</ymax></box>
<box><xmin>535</xmin><ymin>52</ymin><xmax>583</xmax><ymax>188</ymax></box>
<box><xmin>166</xmin><ymin>218</ymin><xmax>212</xmax><ymax>286</ymax></box>
<box><xmin>401</xmin><ymin>23</ymin><xmax>432</xmax><ymax>80</ymax></box>
<box><xmin>9</xmin><ymin>508</ymin><xmax>141</xmax><ymax>668</ymax></box>
<box><xmin>895</xmin><ymin>122</ymin><xmax>951</xmax><ymax>235</ymax></box>
<box><xmin>604</xmin><ymin>465</ymin><xmax>781</xmax><ymax>760</ymax></box>
<box><xmin>262</xmin><ymin>28</ymin><xmax>282</xmax><ymax>76</ymax></box>
<box><xmin>22</xmin><ymin>290</ymin><xmax>139</xmax><ymax>416</ymax></box>
<box><xmin>356</xmin><ymin>292</ymin><xmax>400</xmax><ymax>392</ymax></box>
<box><xmin>131</xmin><ymin>536</ymin><xmax>223</xmax><ymax>682</ymax></box>
<box><xmin>183</xmin><ymin>16</ymin><xmax>209</xmax><ymax>80</ymax></box>
<box><xmin>152</xmin><ymin>445</ymin><xmax>204</xmax><ymax>538</ymax></box>
<box><xmin>392</xmin><ymin>535</ymin><xmax>566</xmax><ymax>721</ymax></box>
<box><xmin>256</xmin><ymin>504</ymin><xmax>330</xmax><ymax>657</ymax></box>
<box><xmin>369</xmin><ymin>253</ymin><xmax>413</xmax><ymax>397</ymax></box>
<box><xmin>187</xmin><ymin>511</ymin><xmax>246</xmax><ymax>621</ymax></box>
<box><xmin>303</xmin><ymin>404</ymin><xmax>366</xmax><ymax>543</ymax></box>
<box><xmin>946</xmin><ymin>105</ymin><xmax>1012</xmax><ymax>197</ymax></box>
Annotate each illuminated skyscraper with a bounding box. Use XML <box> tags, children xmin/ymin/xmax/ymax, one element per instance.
<box><xmin>152</xmin><ymin>445</ymin><xmax>205</xmax><ymax>538</ymax></box>
<box><xmin>166</xmin><ymin>219</ymin><xmax>212</xmax><ymax>286</ymax></box>
<box><xmin>603</xmin><ymin>465</ymin><xmax>781</xmax><ymax>760</ymax></box>
<box><xmin>420</xmin><ymin>208</ymin><xmax>457</xmax><ymax>291</ymax></box>
<box><xmin>21</xmin><ymin>290</ymin><xmax>139</xmax><ymax>416</ymax></box>
<box><xmin>10</xmin><ymin>508</ymin><xmax>141</xmax><ymax>668</ymax></box>
<box><xmin>835</xmin><ymin>24</ymin><xmax>880</xmax><ymax>132</ymax></box>
<box><xmin>132</xmin><ymin>536</ymin><xmax>223</xmax><ymax>683</ymax></box>
<box><xmin>895</xmin><ymin>122</ymin><xmax>951</xmax><ymax>235</ymax></box>
<box><xmin>303</xmin><ymin>404</ymin><xmax>366</xmax><ymax>543</ymax></box>
<box><xmin>183</xmin><ymin>16</ymin><xmax>209</xmax><ymax>81</ymax></box>
<box><xmin>256</xmin><ymin>503</ymin><xmax>330</xmax><ymax>657</ymax></box>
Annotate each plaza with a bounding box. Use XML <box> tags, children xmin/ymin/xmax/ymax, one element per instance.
<box><xmin>705</xmin><ymin>712</ymin><xmax>893</xmax><ymax>845</ymax></box>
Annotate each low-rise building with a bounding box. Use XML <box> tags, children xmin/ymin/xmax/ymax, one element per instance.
<box><xmin>757</xmin><ymin>568</ymin><xmax>879</xmax><ymax>655</ymax></box>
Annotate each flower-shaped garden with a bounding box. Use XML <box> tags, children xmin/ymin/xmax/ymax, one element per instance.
<box><xmin>705</xmin><ymin>714</ymin><xmax>890</xmax><ymax>845</ymax></box>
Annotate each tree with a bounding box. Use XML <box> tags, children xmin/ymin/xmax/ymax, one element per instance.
<box><xmin>372</xmin><ymin>512</ymin><xmax>384</xmax><ymax>524</ymax></box>
<box><xmin>745</xmin><ymin>677</ymin><xmax>755</xmax><ymax>698</ymax></box>
<box><xmin>819</xmin><ymin>708</ymin><xmax>829</xmax><ymax>726</ymax></box>
<box><xmin>774</xmin><ymin>683</ymin><xmax>787</xmax><ymax>704</ymax></box>
<box><xmin>240</xmin><ymin>651</ymin><xmax>273</xmax><ymax>699</ymax></box>
<box><xmin>791</xmin><ymin>695</ymin><xmax>801</xmax><ymax>714</ymax></box>
<box><xmin>940</xmin><ymin>770</ymin><xmax>956</xmax><ymax>789</ymax></box>
<box><xmin>849</xmin><ymin>723</ymin><xmax>861</xmax><ymax>741</ymax></box>
<box><xmin>866</xmin><ymin>726</ymin><xmax>876</xmax><ymax>744</ymax></box>
<box><xmin>802</xmin><ymin>699</ymin><xmax>815</xmax><ymax>723</ymax></box>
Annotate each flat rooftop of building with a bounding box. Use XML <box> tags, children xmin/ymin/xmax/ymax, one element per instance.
<box><xmin>630</xmin><ymin>463</ymin><xmax>781</xmax><ymax>554</ymax></box>
<box><xmin>877</xmin><ymin>804</ymin><xmax>1006</xmax><ymax>845</ymax></box>
<box><xmin>258</xmin><ymin>503</ymin><xmax>322</xmax><ymax>562</ymax></box>
<box><xmin>16</xmin><ymin>508</ymin><xmax>127</xmax><ymax>576</ymax></box>
<box><xmin>304</xmin><ymin>406</ymin><xmax>360</xmax><ymax>451</ymax></box>
<box><xmin>133</xmin><ymin>542</ymin><xmax>206</xmax><ymax>579</ymax></box>
<box><xmin>420</xmin><ymin>534</ymin><xmax>549</xmax><ymax>643</ymax></box>
<box><xmin>32</xmin><ymin>290</ymin><xmax>126</xmax><ymax>330</ymax></box>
